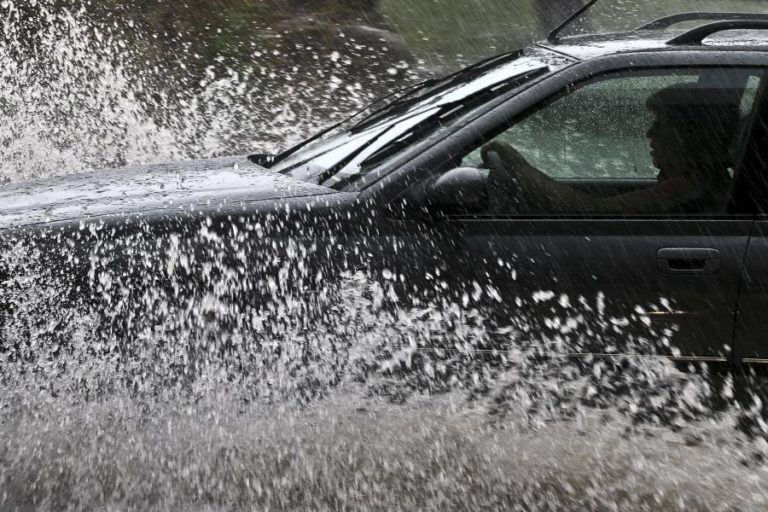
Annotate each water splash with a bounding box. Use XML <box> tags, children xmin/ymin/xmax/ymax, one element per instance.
<box><xmin>0</xmin><ymin>0</ymin><xmax>414</xmax><ymax>183</ymax></box>
<box><xmin>1</xmin><ymin>1</ymin><xmax>768</xmax><ymax>509</ymax></box>
<box><xmin>2</xmin><ymin>214</ymin><xmax>768</xmax><ymax>508</ymax></box>
<box><xmin>2</xmin><ymin>392</ymin><xmax>767</xmax><ymax>511</ymax></box>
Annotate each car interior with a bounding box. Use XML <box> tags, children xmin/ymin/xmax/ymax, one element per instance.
<box><xmin>435</xmin><ymin>67</ymin><xmax>768</xmax><ymax>216</ymax></box>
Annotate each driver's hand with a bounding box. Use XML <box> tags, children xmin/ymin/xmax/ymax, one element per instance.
<box><xmin>481</xmin><ymin>141</ymin><xmax>530</xmax><ymax>171</ymax></box>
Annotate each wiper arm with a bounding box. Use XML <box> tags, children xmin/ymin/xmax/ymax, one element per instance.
<box><xmin>258</xmin><ymin>49</ymin><xmax>528</xmax><ymax>170</ymax></box>
<box><xmin>314</xmin><ymin>118</ymin><xmax>401</xmax><ymax>186</ymax></box>
<box><xmin>250</xmin><ymin>76</ymin><xmax>442</xmax><ymax>170</ymax></box>
<box><xmin>348</xmin><ymin>49</ymin><xmax>525</xmax><ymax>134</ymax></box>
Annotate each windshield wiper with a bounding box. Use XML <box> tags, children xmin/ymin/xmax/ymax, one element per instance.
<box><xmin>250</xmin><ymin>76</ymin><xmax>443</xmax><ymax>170</ymax></box>
<box><xmin>348</xmin><ymin>50</ymin><xmax>526</xmax><ymax>134</ymax></box>
<box><xmin>320</xmin><ymin>67</ymin><xmax>549</xmax><ymax>189</ymax></box>
<box><xmin>253</xmin><ymin>49</ymin><xmax>526</xmax><ymax>170</ymax></box>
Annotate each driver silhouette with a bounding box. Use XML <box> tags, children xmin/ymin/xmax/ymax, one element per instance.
<box><xmin>482</xmin><ymin>83</ymin><xmax>740</xmax><ymax>214</ymax></box>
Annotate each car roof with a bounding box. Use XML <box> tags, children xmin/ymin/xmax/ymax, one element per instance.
<box><xmin>536</xmin><ymin>28</ymin><xmax>768</xmax><ymax>61</ymax></box>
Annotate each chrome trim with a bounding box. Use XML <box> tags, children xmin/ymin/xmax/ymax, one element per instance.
<box><xmin>646</xmin><ymin>310</ymin><xmax>694</xmax><ymax>317</ymax></box>
<box><xmin>566</xmin><ymin>352</ymin><xmax>727</xmax><ymax>363</ymax></box>
<box><xmin>668</xmin><ymin>355</ymin><xmax>728</xmax><ymax>363</ymax></box>
<box><xmin>413</xmin><ymin>347</ymin><xmax>728</xmax><ymax>362</ymax></box>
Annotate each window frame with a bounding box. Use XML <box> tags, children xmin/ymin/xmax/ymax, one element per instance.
<box><xmin>462</xmin><ymin>68</ymin><xmax>756</xmax><ymax>183</ymax></box>
<box><xmin>363</xmin><ymin>50</ymin><xmax>768</xmax><ymax>221</ymax></box>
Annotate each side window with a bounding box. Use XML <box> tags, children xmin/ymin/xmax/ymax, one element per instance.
<box><xmin>460</xmin><ymin>67</ymin><xmax>764</xmax><ymax>215</ymax></box>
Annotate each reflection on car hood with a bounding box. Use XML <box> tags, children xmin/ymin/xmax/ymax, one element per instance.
<box><xmin>0</xmin><ymin>155</ymin><xmax>337</xmax><ymax>230</ymax></box>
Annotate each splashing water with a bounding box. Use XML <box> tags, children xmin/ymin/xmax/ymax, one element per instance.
<box><xmin>1</xmin><ymin>1</ymin><xmax>768</xmax><ymax>510</ymax></box>
<box><xmin>3</xmin><ymin>222</ymin><xmax>768</xmax><ymax>509</ymax></box>
<box><xmin>0</xmin><ymin>0</ymin><xmax>412</xmax><ymax>183</ymax></box>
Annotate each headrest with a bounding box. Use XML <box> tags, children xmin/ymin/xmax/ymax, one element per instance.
<box><xmin>646</xmin><ymin>84</ymin><xmax>741</xmax><ymax>112</ymax></box>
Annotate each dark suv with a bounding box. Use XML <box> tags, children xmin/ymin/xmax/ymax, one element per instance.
<box><xmin>2</xmin><ymin>10</ymin><xmax>768</xmax><ymax>367</ymax></box>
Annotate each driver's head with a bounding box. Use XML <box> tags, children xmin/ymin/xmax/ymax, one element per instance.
<box><xmin>645</xmin><ymin>84</ymin><xmax>739</xmax><ymax>175</ymax></box>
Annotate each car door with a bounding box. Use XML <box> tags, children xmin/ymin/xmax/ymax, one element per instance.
<box><xmin>730</xmin><ymin>76</ymin><xmax>768</xmax><ymax>363</ymax></box>
<box><xmin>398</xmin><ymin>55</ymin><xmax>767</xmax><ymax>361</ymax></box>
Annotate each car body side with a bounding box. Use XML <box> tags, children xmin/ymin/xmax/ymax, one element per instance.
<box><xmin>2</xmin><ymin>39</ymin><xmax>768</xmax><ymax>364</ymax></box>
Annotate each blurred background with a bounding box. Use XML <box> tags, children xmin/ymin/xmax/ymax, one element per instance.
<box><xmin>38</xmin><ymin>0</ymin><xmax>768</xmax><ymax>73</ymax></box>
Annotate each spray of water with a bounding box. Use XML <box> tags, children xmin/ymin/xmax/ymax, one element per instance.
<box><xmin>3</xmin><ymin>218</ymin><xmax>767</xmax><ymax>509</ymax></box>
<box><xmin>0</xmin><ymin>0</ymin><xmax>414</xmax><ymax>183</ymax></box>
<box><xmin>1</xmin><ymin>1</ymin><xmax>767</xmax><ymax>510</ymax></box>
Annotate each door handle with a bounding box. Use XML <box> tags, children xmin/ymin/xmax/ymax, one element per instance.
<box><xmin>657</xmin><ymin>248</ymin><xmax>720</xmax><ymax>274</ymax></box>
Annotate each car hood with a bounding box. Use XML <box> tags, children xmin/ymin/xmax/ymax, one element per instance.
<box><xmin>0</xmin><ymin>155</ymin><xmax>338</xmax><ymax>230</ymax></box>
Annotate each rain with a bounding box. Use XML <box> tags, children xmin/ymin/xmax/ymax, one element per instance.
<box><xmin>1</xmin><ymin>0</ymin><xmax>768</xmax><ymax>510</ymax></box>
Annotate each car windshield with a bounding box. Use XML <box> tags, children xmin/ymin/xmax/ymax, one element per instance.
<box><xmin>271</xmin><ymin>49</ymin><xmax>567</xmax><ymax>190</ymax></box>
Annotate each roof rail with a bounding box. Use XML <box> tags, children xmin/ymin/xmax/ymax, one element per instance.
<box><xmin>637</xmin><ymin>12</ymin><xmax>768</xmax><ymax>31</ymax></box>
<box><xmin>547</xmin><ymin>0</ymin><xmax>600</xmax><ymax>43</ymax></box>
<box><xmin>667</xmin><ymin>20</ymin><xmax>768</xmax><ymax>45</ymax></box>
